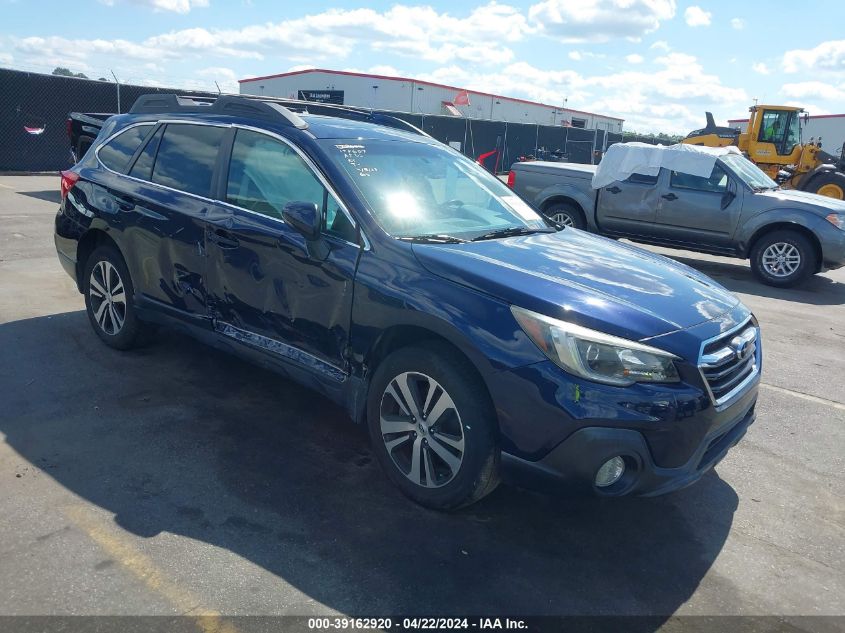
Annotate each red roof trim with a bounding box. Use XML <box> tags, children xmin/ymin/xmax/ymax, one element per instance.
<box><xmin>238</xmin><ymin>68</ymin><xmax>625</xmax><ymax>122</ymax></box>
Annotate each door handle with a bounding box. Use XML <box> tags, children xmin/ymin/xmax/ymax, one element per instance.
<box><xmin>116</xmin><ymin>196</ymin><xmax>135</xmax><ymax>211</ymax></box>
<box><xmin>661</xmin><ymin>193</ymin><xmax>678</xmax><ymax>201</ymax></box>
<box><xmin>207</xmin><ymin>227</ymin><xmax>239</xmax><ymax>249</ymax></box>
<box><xmin>606</xmin><ymin>186</ymin><xmax>621</xmax><ymax>194</ymax></box>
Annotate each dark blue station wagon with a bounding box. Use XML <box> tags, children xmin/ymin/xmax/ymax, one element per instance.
<box><xmin>55</xmin><ymin>94</ymin><xmax>761</xmax><ymax>509</ymax></box>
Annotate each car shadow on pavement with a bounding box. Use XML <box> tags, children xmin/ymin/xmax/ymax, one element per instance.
<box><xmin>16</xmin><ymin>190</ymin><xmax>61</xmax><ymax>204</ymax></box>
<box><xmin>667</xmin><ymin>254</ymin><xmax>845</xmax><ymax>306</ymax></box>
<box><xmin>0</xmin><ymin>311</ymin><xmax>739</xmax><ymax>622</ymax></box>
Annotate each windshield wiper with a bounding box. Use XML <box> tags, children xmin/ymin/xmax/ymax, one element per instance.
<box><xmin>470</xmin><ymin>226</ymin><xmax>555</xmax><ymax>242</ymax></box>
<box><xmin>397</xmin><ymin>233</ymin><xmax>467</xmax><ymax>244</ymax></box>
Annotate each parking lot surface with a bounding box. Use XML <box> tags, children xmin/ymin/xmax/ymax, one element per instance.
<box><xmin>1</xmin><ymin>175</ymin><xmax>843</xmax><ymax>625</ymax></box>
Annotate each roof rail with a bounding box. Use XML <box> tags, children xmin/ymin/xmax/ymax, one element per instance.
<box><xmin>236</xmin><ymin>94</ymin><xmax>430</xmax><ymax>137</ymax></box>
<box><xmin>128</xmin><ymin>93</ymin><xmax>429</xmax><ymax>138</ymax></box>
<box><xmin>129</xmin><ymin>94</ymin><xmax>308</xmax><ymax>130</ymax></box>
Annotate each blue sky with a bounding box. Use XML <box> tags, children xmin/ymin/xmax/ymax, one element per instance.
<box><xmin>2</xmin><ymin>0</ymin><xmax>844</xmax><ymax>133</ymax></box>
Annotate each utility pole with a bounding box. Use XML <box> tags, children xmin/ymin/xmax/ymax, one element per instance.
<box><xmin>110</xmin><ymin>70</ymin><xmax>120</xmax><ymax>114</ymax></box>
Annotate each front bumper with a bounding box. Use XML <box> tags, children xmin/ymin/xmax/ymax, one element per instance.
<box><xmin>501</xmin><ymin>397</ymin><xmax>755</xmax><ymax>497</ymax></box>
<box><xmin>488</xmin><ymin>304</ymin><xmax>760</xmax><ymax>497</ymax></box>
<box><xmin>817</xmin><ymin>217</ymin><xmax>845</xmax><ymax>269</ymax></box>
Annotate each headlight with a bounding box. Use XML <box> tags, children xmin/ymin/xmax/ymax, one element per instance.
<box><xmin>825</xmin><ymin>213</ymin><xmax>845</xmax><ymax>230</ymax></box>
<box><xmin>511</xmin><ymin>306</ymin><xmax>680</xmax><ymax>386</ymax></box>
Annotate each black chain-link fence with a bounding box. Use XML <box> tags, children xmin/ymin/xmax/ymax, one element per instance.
<box><xmin>0</xmin><ymin>67</ymin><xmax>624</xmax><ymax>173</ymax></box>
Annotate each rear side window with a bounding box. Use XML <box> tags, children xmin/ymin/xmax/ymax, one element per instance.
<box><xmin>98</xmin><ymin>124</ymin><xmax>153</xmax><ymax>173</ymax></box>
<box><xmin>129</xmin><ymin>126</ymin><xmax>163</xmax><ymax>181</ymax></box>
<box><xmin>151</xmin><ymin>124</ymin><xmax>225</xmax><ymax>197</ymax></box>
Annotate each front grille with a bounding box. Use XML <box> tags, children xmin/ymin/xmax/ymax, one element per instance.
<box><xmin>699</xmin><ymin>322</ymin><xmax>759</xmax><ymax>406</ymax></box>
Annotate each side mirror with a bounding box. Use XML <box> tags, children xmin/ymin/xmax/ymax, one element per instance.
<box><xmin>282</xmin><ymin>201</ymin><xmax>320</xmax><ymax>241</ymax></box>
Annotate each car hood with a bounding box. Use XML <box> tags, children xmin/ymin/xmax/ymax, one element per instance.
<box><xmin>756</xmin><ymin>187</ymin><xmax>845</xmax><ymax>212</ymax></box>
<box><xmin>412</xmin><ymin>229</ymin><xmax>741</xmax><ymax>342</ymax></box>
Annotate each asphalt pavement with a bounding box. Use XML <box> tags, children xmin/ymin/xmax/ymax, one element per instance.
<box><xmin>0</xmin><ymin>175</ymin><xmax>843</xmax><ymax>630</ymax></box>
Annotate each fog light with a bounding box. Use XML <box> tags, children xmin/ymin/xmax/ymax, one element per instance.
<box><xmin>595</xmin><ymin>456</ymin><xmax>625</xmax><ymax>488</ymax></box>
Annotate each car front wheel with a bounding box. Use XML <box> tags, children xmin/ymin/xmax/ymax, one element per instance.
<box><xmin>749</xmin><ymin>230</ymin><xmax>817</xmax><ymax>288</ymax></box>
<box><xmin>367</xmin><ymin>344</ymin><xmax>499</xmax><ymax>510</ymax></box>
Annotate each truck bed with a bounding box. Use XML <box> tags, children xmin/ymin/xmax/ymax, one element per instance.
<box><xmin>511</xmin><ymin>161</ymin><xmax>597</xmax><ymax>181</ymax></box>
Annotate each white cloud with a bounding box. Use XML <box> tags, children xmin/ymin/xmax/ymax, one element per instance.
<box><xmin>568</xmin><ymin>51</ymin><xmax>582</xmax><ymax>61</ymax></box>
<box><xmin>650</xmin><ymin>40</ymin><xmax>671</xmax><ymax>51</ymax></box>
<box><xmin>783</xmin><ymin>39</ymin><xmax>845</xmax><ymax>73</ymax></box>
<box><xmin>626</xmin><ymin>54</ymin><xmax>644</xmax><ymax>64</ymax></box>
<box><xmin>99</xmin><ymin>0</ymin><xmax>209</xmax><ymax>13</ymax></box>
<box><xmin>730</xmin><ymin>17</ymin><xmax>745</xmax><ymax>30</ymax></box>
<box><xmin>10</xmin><ymin>4</ymin><xmax>531</xmax><ymax>71</ymax></box>
<box><xmin>783</xmin><ymin>102</ymin><xmax>831</xmax><ymax>116</ymax></box>
<box><xmin>528</xmin><ymin>0</ymin><xmax>676</xmax><ymax>44</ymax></box>
<box><xmin>781</xmin><ymin>81</ymin><xmax>845</xmax><ymax>102</ymax></box>
<box><xmin>684</xmin><ymin>6</ymin><xmax>711</xmax><ymax>27</ymax></box>
<box><xmin>197</xmin><ymin>66</ymin><xmax>239</xmax><ymax>93</ymax></box>
<box><xmin>415</xmin><ymin>51</ymin><xmax>747</xmax><ymax>134</ymax></box>
<box><xmin>367</xmin><ymin>65</ymin><xmax>403</xmax><ymax>77</ymax></box>
<box><xmin>751</xmin><ymin>62</ymin><xmax>770</xmax><ymax>75</ymax></box>
<box><xmin>0</xmin><ymin>52</ymin><xmax>12</xmax><ymax>65</ymax></box>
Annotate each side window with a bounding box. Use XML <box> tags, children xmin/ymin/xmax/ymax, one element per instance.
<box><xmin>226</xmin><ymin>129</ymin><xmax>357</xmax><ymax>242</ymax></box>
<box><xmin>151</xmin><ymin>124</ymin><xmax>225</xmax><ymax>197</ymax></box>
<box><xmin>98</xmin><ymin>124</ymin><xmax>153</xmax><ymax>173</ymax></box>
<box><xmin>670</xmin><ymin>165</ymin><xmax>728</xmax><ymax>193</ymax></box>
<box><xmin>129</xmin><ymin>126</ymin><xmax>163</xmax><ymax>181</ymax></box>
<box><xmin>625</xmin><ymin>172</ymin><xmax>658</xmax><ymax>185</ymax></box>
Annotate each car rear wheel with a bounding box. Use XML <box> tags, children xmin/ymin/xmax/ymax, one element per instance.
<box><xmin>367</xmin><ymin>344</ymin><xmax>499</xmax><ymax>510</ymax></box>
<box><xmin>544</xmin><ymin>202</ymin><xmax>586</xmax><ymax>230</ymax></box>
<box><xmin>749</xmin><ymin>230</ymin><xmax>817</xmax><ymax>288</ymax></box>
<box><xmin>83</xmin><ymin>245</ymin><xmax>145</xmax><ymax>350</ymax></box>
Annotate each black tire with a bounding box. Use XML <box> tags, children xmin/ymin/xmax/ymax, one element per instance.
<box><xmin>82</xmin><ymin>245</ymin><xmax>145</xmax><ymax>350</ymax></box>
<box><xmin>749</xmin><ymin>230</ymin><xmax>817</xmax><ymax>288</ymax></box>
<box><xmin>544</xmin><ymin>202</ymin><xmax>586</xmax><ymax>230</ymax></box>
<box><xmin>366</xmin><ymin>343</ymin><xmax>499</xmax><ymax>510</ymax></box>
<box><xmin>805</xmin><ymin>172</ymin><xmax>845</xmax><ymax>201</ymax></box>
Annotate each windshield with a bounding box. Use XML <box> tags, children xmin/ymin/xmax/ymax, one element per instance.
<box><xmin>320</xmin><ymin>139</ymin><xmax>548</xmax><ymax>240</ymax></box>
<box><xmin>720</xmin><ymin>154</ymin><xmax>778</xmax><ymax>190</ymax></box>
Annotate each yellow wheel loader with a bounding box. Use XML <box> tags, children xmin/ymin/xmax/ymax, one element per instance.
<box><xmin>683</xmin><ymin>106</ymin><xmax>845</xmax><ymax>200</ymax></box>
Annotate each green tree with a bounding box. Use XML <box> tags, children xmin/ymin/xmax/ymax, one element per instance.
<box><xmin>52</xmin><ymin>67</ymin><xmax>89</xmax><ymax>79</ymax></box>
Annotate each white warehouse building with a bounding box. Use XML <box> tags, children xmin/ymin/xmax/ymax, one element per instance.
<box><xmin>239</xmin><ymin>68</ymin><xmax>624</xmax><ymax>133</ymax></box>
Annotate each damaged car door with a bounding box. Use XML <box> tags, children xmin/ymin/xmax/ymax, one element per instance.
<box><xmin>205</xmin><ymin>127</ymin><xmax>361</xmax><ymax>384</ymax></box>
<box><xmin>115</xmin><ymin>122</ymin><xmax>226</xmax><ymax>319</ymax></box>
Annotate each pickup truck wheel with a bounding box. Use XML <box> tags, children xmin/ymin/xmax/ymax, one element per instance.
<box><xmin>367</xmin><ymin>344</ymin><xmax>499</xmax><ymax>510</ymax></box>
<box><xmin>750</xmin><ymin>230</ymin><xmax>817</xmax><ymax>288</ymax></box>
<box><xmin>83</xmin><ymin>245</ymin><xmax>145</xmax><ymax>350</ymax></box>
<box><xmin>544</xmin><ymin>202</ymin><xmax>586</xmax><ymax>230</ymax></box>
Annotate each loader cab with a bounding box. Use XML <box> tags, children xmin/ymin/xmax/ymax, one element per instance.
<box><xmin>747</xmin><ymin>107</ymin><xmax>803</xmax><ymax>163</ymax></box>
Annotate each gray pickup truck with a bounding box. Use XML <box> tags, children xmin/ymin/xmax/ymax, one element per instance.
<box><xmin>509</xmin><ymin>153</ymin><xmax>845</xmax><ymax>287</ymax></box>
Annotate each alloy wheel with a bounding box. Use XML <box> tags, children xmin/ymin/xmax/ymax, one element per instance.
<box><xmin>379</xmin><ymin>371</ymin><xmax>465</xmax><ymax>488</ymax></box>
<box><xmin>89</xmin><ymin>260</ymin><xmax>126</xmax><ymax>335</ymax></box>
<box><xmin>551</xmin><ymin>212</ymin><xmax>574</xmax><ymax>227</ymax></box>
<box><xmin>761</xmin><ymin>242</ymin><xmax>801</xmax><ymax>278</ymax></box>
